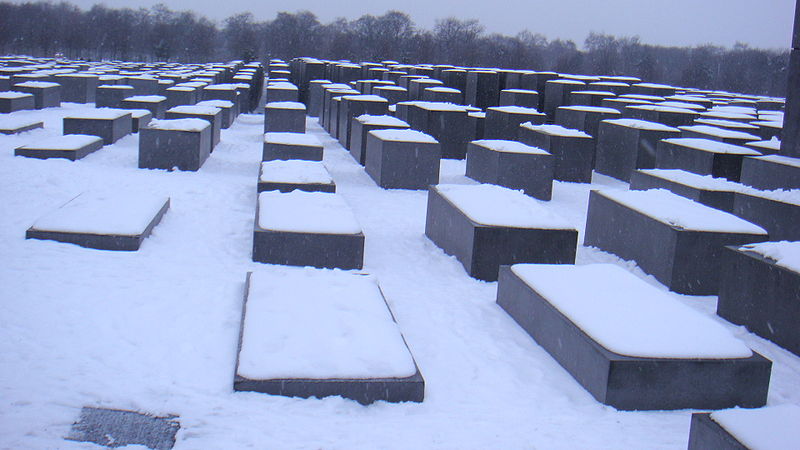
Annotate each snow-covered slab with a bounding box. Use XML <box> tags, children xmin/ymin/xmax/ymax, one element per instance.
<box><xmin>688</xmin><ymin>406</ymin><xmax>800</xmax><ymax>450</ymax></box>
<box><xmin>717</xmin><ymin>241</ymin><xmax>800</xmax><ymax>356</ymax></box>
<box><xmin>739</xmin><ymin>154</ymin><xmax>800</xmax><ymax>191</ymax></box>
<box><xmin>13</xmin><ymin>81</ymin><xmax>59</xmax><ymax>89</ymax></box>
<box><xmin>146</xmin><ymin>118</ymin><xmax>209</xmax><ymax>132</ymax></box>
<box><xmin>369</xmin><ymin>128</ymin><xmax>437</xmax><ymax>143</ymax></box>
<box><xmin>234</xmin><ymin>270</ymin><xmax>424</xmax><ymax>404</ymax></box>
<box><xmin>558</xmin><ymin>105</ymin><xmax>619</xmax><ymax>114</ymax></box>
<box><xmin>15</xmin><ymin>134</ymin><xmax>103</xmax><ymax>161</ymax></box>
<box><xmin>584</xmin><ymin>189</ymin><xmax>767</xmax><ymax>295</ymax></box>
<box><xmin>26</xmin><ymin>191</ymin><xmax>170</xmax><ymax>251</ymax></box>
<box><xmin>425</xmin><ymin>184</ymin><xmax>576</xmax><ymax>281</ymax></box>
<box><xmin>496</xmin><ymin>263</ymin><xmax>771</xmax><ymax>410</ymax></box>
<box><xmin>253</xmin><ymin>191</ymin><xmax>364</xmax><ymax>269</ymax></box>
<box><xmin>265</xmin><ymin>101</ymin><xmax>305</xmax><ymax>110</ymax></box>
<box><xmin>0</xmin><ymin>116</ymin><xmax>43</xmax><ymax>134</ymax></box>
<box><xmin>489</xmin><ymin>105</ymin><xmax>541</xmax><ymax>115</ymax></box>
<box><xmin>266</xmin><ymin>81</ymin><xmax>298</xmax><ymax>91</ymax></box>
<box><xmin>257</xmin><ymin>160</ymin><xmax>335</xmax><ymax>194</ymax></box>
<box><xmin>465</xmin><ymin>140</ymin><xmax>554</xmax><ymax>199</ymax></box>
<box><xmin>0</xmin><ymin>91</ymin><xmax>34</xmax><ymax>99</ymax></box>
<box><xmin>63</xmin><ymin>109</ymin><xmax>133</xmax><ymax>145</ymax></box>
<box><xmin>166</xmin><ymin>105</ymin><xmax>220</xmax><ymax>116</ymax></box>
<box><xmin>520</xmin><ymin>123</ymin><xmax>590</xmax><ymax>138</ymax></box>
<box><xmin>123</xmin><ymin>95</ymin><xmax>166</xmax><ymax>103</ymax></box>
<box><xmin>263</xmin><ymin>132</ymin><xmax>321</xmax><ymax>148</ymax></box>
<box><xmin>656</xmin><ymin>138</ymin><xmax>761</xmax><ymax>182</ymax></box>
<box><xmin>680</xmin><ymin>125</ymin><xmax>760</xmax><ymax>142</ymax></box>
<box><xmin>356</xmin><ymin>114</ymin><xmax>407</xmax><ymax>127</ymax></box>
<box><xmin>631</xmin><ymin>169</ymin><xmax>743</xmax><ymax>212</ymax></box>
<box><xmin>602</xmin><ymin>118</ymin><xmax>678</xmax><ymax>132</ymax></box>
<box><xmin>64</xmin><ymin>108</ymin><xmax>131</xmax><ymax>120</ymax></box>
<box><xmin>745</xmin><ymin>139</ymin><xmax>781</xmax><ymax>153</ymax></box>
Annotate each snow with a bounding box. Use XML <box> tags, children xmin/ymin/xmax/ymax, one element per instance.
<box><xmin>695</xmin><ymin>119</ymin><xmax>759</xmax><ymax>130</ymax></box>
<box><xmin>412</xmin><ymin>101</ymin><xmax>468</xmax><ymax>112</ymax></box>
<box><xmin>626</xmin><ymin>105</ymin><xmax>696</xmax><ymax>114</ymax></box>
<box><xmin>435</xmin><ymin>184</ymin><xmax>573</xmax><ymax>229</ymax></box>
<box><xmin>263</xmin><ymin>132</ymin><xmax>321</xmax><ymax>147</ymax></box>
<box><xmin>265</xmin><ymin>101</ymin><xmax>305</xmax><ymax>110</ymax></box>
<box><xmin>661</xmin><ymin>138</ymin><xmax>761</xmax><ymax>155</ymax></box>
<box><xmin>699</xmin><ymin>111</ymin><xmax>757</xmax><ymax>121</ymax></box>
<box><xmin>147</xmin><ymin>118</ymin><xmax>209</xmax><ymax>132</ymax></box>
<box><xmin>123</xmin><ymin>95</ymin><xmax>166</xmax><ymax>103</ymax></box>
<box><xmin>753</xmin><ymin>154</ymin><xmax>800</xmax><ymax>169</ymax></box>
<box><xmin>468</xmin><ymin>111</ymin><xmax>485</xmax><ymax>118</ymax></box>
<box><xmin>342</xmin><ymin>94</ymin><xmax>389</xmax><ymax>103</ymax></box>
<box><xmin>128</xmin><ymin>109</ymin><xmax>152</xmax><ymax>119</ymax></box>
<box><xmin>603</xmin><ymin>118</ymin><xmax>679</xmax><ymax>132</ymax></box>
<box><xmin>519</xmin><ymin>123</ymin><xmax>591</xmax><ymax>138</ymax></box>
<box><xmin>621</xmin><ymin>94</ymin><xmax>665</xmax><ymax>102</ymax></box>
<box><xmin>0</xmin><ymin>91</ymin><xmax>33</xmax><ymax>99</ymax></box>
<box><xmin>0</xmin><ymin>115</ymin><xmax>42</xmax><ymax>129</ymax></box>
<box><xmin>597</xmin><ymin>189</ymin><xmax>767</xmax><ymax>234</ymax></box>
<box><xmin>97</xmin><ymin>84</ymin><xmax>134</xmax><ymax>90</ymax></box>
<box><xmin>259</xmin><ymin>160</ymin><xmax>333</xmax><ymax>184</ymax></box>
<box><xmin>30</xmin><ymin>190</ymin><xmax>168</xmax><ymax>236</ymax></box>
<box><xmin>237</xmin><ymin>269</ymin><xmax>418</xmax><ymax>379</ymax></box>
<box><xmin>257</xmin><ymin>190</ymin><xmax>362</xmax><ymax>234</ymax></box>
<box><xmin>471</xmin><ymin>139</ymin><xmax>550</xmax><ymax>155</ymax></box>
<box><xmin>747</xmin><ymin>139</ymin><xmax>781</xmax><ymax>152</ymax></box>
<box><xmin>558</xmin><ymin>105</ymin><xmax>620</xmax><ymax>114</ymax></box>
<box><xmin>167</xmin><ymin>105</ymin><xmax>220</xmax><ymax>116</ymax></box>
<box><xmin>680</xmin><ymin>125</ymin><xmax>761</xmax><ymax>140</ymax></box>
<box><xmin>656</xmin><ymin>101</ymin><xmax>706</xmax><ymax>111</ymax></box>
<box><xmin>633</xmin><ymin>83</ymin><xmax>674</xmax><ymax>89</ymax></box>
<box><xmin>373</xmin><ymin>85</ymin><xmax>407</xmax><ymax>92</ymax></box>
<box><xmin>711</xmin><ymin>405</ymin><xmax>800</xmax><ymax>450</ymax></box>
<box><xmin>426</xmin><ymin>87</ymin><xmax>460</xmax><ymax>93</ymax></box>
<box><xmin>572</xmin><ymin>90</ymin><xmax>615</xmax><ymax>96</ymax></box>
<box><xmin>637</xmin><ymin>169</ymin><xmax>742</xmax><ymax>191</ymax></box>
<box><xmin>356</xmin><ymin>115</ymin><xmax>408</xmax><ymax>127</ymax></box>
<box><xmin>13</xmin><ymin>81</ymin><xmax>59</xmax><ymax>89</ymax></box>
<box><xmin>547</xmin><ymin>79</ymin><xmax>585</xmax><ymax>85</ymax></box>
<box><xmin>196</xmin><ymin>100</ymin><xmax>235</xmax><ymax>111</ymax></box>
<box><xmin>751</xmin><ymin>120</ymin><xmax>782</xmax><ymax>129</ymax></box>
<box><xmin>203</xmin><ymin>84</ymin><xmax>239</xmax><ymax>91</ymax></box>
<box><xmin>2</xmin><ymin>101</ymin><xmax>800</xmax><ymax>449</ymax></box>
<box><xmin>502</xmin><ymin>89</ymin><xmax>537</xmax><ymax>94</ymax></box>
<box><xmin>65</xmin><ymin>108</ymin><xmax>130</xmax><ymax>120</ymax></box>
<box><xmin>17</xmin><ymin>134</ymin><xmax>101</xmax><ymax>150</ymax></box>
<box><xmin>489</xmin><ymin>105</ymin><xmax>544</xmax><ymax>115</ymax></box>
<box><xmin>510</xmin><ymin>264</ymin><xmax>753</xmax><ymax>359</ymax></box>
<box><xmin>369</xmin><ymin>129</ymin><xmax>437</xmax><ymax>143</ymax></box>
<box><xmin>740</xmin><ymin>241</ymin><xmax>800</xmax><ymax>273</ymax></box>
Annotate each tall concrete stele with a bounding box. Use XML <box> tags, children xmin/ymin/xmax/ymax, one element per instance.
<box><xmin>781</xmin><ymin>0</ymin><xmax>800</xmax><ymax>157</ymax></box>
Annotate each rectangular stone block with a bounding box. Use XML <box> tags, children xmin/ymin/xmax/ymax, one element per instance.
<box><xmin>595</xmin><ymin>118</ymin><xmax>681</xmax><ymax>182</ymax></box>
<box><xmin>425</xmin><ymin>184</ymin><xmax>577</xmax><ymax>281</ymax></box>
<box><xmin>623</xmin><ymin>104</ymin><xmax>697</xmax><ymax>127</ymax></box>
<box><xmin>252</xmin><ymin>191</ymin><xmax>364</xmax><ymax>269</ymax></box>
<box><xmin>264</xmin><ymin>101</ymin><xmax>306</xmax><ymax>133</ymax></box>
<box><xmin>349</xmin><ymin>115</ymin><xmax>409</xmax><ymax>165</ymax></box>
<box><xmin>196</xmin><ymin>100</ymin><xmax>235</xmax><ymax>129</ymax></box>
<box><xmin>465</xmin><ymin>70</ymin><xmax>500</xmax><ymax>109</ymax></box>
<box><xmin>337</xmin><ymin>95</ymin><xmax>389</xmax><ymax>150</ymax></box>
<box><xmin>120</xmin><ymin>95</ymin><xmax>167</xmax><ymax>119</ymax></box>
<box><xmin>680</xmin><ymin>125</ymin><xmax>760</xmax><ymax>146</ymax></box>
<box><xmin>484</xmin><ymin>106</ymin><xmax>546</xmax><ymax>141</ymax></box>
<box><xmin>257</xmin><ymin>160</ymin><xmax>335</xmax><ymax>193</ymax></box>
<box><xmin>717</xmin><ymin>242</ymin><xmax>800</xmax><ymax>356</ymax></box>
<box><xmin>165</xmin><ymin>105</ymin><xmax>222</xmax><ymax>149</ymax></box>
<box><xmin>518</xmin><ymin>123</ymin><xmax>594</xmax><ymax>183</ymax></box>
<box><xmin>496</xmin><ymin>263</ymin><xmax>771</xmax><ymax>411</ymax></box>
<box><xmin>0</xmin><ymin>117</ymin><xmax>43</xmax><ymax>135</ymax></box>
<box><xmin>630</xmin><ymin>169</ymin><xmax>738</xmax><ymax>213</ymax></box>
<box><xmin>732</xmin><ymin>191</ymin><xmax>800</xmax><ymax>241</ymax></box>
<box><xmin>129</xmin><ymin>110</ymin><xmax>153</xmax><ymax>133</ymax></box>
<box><xmin>138</xmin><ymin>118</ymin><xmax>212</xmax><ymax>171</ymax></box>
<box><xmin>655</xmin><ymin>138</ymin><xmax>762</xmax><ymax>182</ymax></box>
<box><xmin>584</xmin><ymin>189</ymin><xmax>768</xmax><ymax>295</ymax></box>
<box><xmin>365</xmin><ymin>129</ymin><xmax>440</xmax><ymax>190</ymax></box>
<box><xmin>15</xmin><ymin>134</ymin><xmax>103</xmax><ymax>161</ymax></box>
<box><xmin>688</xmin><ymin>406</ymin><xmax>800</xmax><ymax>450</ymax></box>
<box><xmin>262</xmin><ymin>132</ymin><xmax>323</xmax><ymax>162</ymax></box>
<box><xmin>54</xmin><ymin>74</ymin><xmax>98</xmax><ymax>103</ymax></box>
<box><xmin>738</xmin><ymin>155</ymin><xmax>800</xmax><ymax>190</ymax></box>
<box><xmin>13</xmin><ymin>81</ymin><xmax>60</xmax><ymax>109</ymax></box>
<box><xmin>265</xmin><ymin>81</ymin><xmax>299</xmax><ymax>103</ymax></box>
<box><xmin>0</xmin><ymin>91</ymin><xmax>35</xmax><ymax>113</ymax></box>
<box><xmin>63</xmin><ymin>109</ymin><xmax>133</xmax><ymax>145</ymax></box>
<box><xmin>125</xmin><ymin>76</ymin><xmax>159</xmax><ymax>96</ymax></box>
<box><xmin>26</xmin><ymin>191</ymin><xmax>170</xmax><ymax>251</ymax></box>
<box><xmin>410</xmin><ymin>102</ymin><xmax>472</xmax><ymax>159</ymax></box>
<box><xmin>164</xmin><ymin>86</ymin><xmax>198</xmax><ymax>109</ymax></box>
<box><xmin>234</xmin><ymin>270</ymin><xmax>424</xmax><ymax>404</ymax></box>
<box><xmin>95</xmin><ymin>85</ymin><xmax>135</xmax><ymax>108</ymax></box>
<box><xmin>543</xmin><ymin>79</ymin><xmax>586</xmax><ymax>120</ymax></box>
<box><xmin>498</xmin><ymin>89</ymin><xmax>539</xmax><ymax>108</ymax></box>
<box><xmin>201</xmin><ymin>84</ymin><xmax>241</xmax><ymax>118</ymax></box>
<box><xmin>569</xmin><ymin>90</ymin><xmax>615</xmax><ymax>107</ymax></box>
<box><xmin>465</xmin><ymin>140</ymin><xmax>554</xmax><ymax>200</ymax></box>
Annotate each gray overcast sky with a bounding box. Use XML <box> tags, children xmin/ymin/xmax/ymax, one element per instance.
<box><xmin>25</xmin><ymin>0</ymin><xmax>796</xmax><ymax>50</ymax></box>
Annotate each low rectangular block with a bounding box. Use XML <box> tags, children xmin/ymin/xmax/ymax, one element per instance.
<box><xmin>688</xmin><ymin>406</ymin><xmax>800</xmax><ymax>450</ymax></box>
<box><xmin>165</xmin><ymin>105</ymin><xmax>222</xmax><ymax>149</ymax></box>
<box><xmin>257</xmin><ymin>160</ymin><xmax>335</xmax><ymax>193</ymax></box>
<box><xmin>95</xmin><ymin>85</ymin><xmax>134</xmax><ymax>108</ymax></box>
<box><xmin>0</xmin><ymin>91</ymin><xmax>35</xmax><ymax>113</ymax></box>
<box><xmin>680</xmin><ymin>125</ymin><xmax>760</xmax><ymax>146</ymax></box>
<box><xmin>63</xmin><ymin>109</ymin><xmax>133</xmax><ymax>145</ymax></box>
<box><xmin>138</xmin><ymin>118</ymin><xmax>212</xmax><ymax>171</ymax></box>
<box><xmin>55</xmin><ymin>74</ymin><xmax>98</xmax><ymax>103</ymax></box>
<box><xmin>584</xmin><ymin>189</ymin><xmax>768</xmax><ymax>295</ymax></box>
<box><xmin>262</xmin><ymin>132</ymin><xmax>323</xmax><ymax>162</ymax></box>
<box><xmin>196</xmin><ymin>100</ymin><xmax>235</xmax><ymax>129</ymax></box>
<box><xmin>13</xmin><ymin>81</ymin><xmax>61</xmax><ymax>109</ymax></box>
<box><xmin>365</xmin><ymin>129</ymin><xmax>441</xmax><ymax>190</ymax></box>
<box><xmin>349</xmin><ymin>115</ymin><xmax>409</xmax><ymax>165</ymax></box>
<box><xmin>264</xmin><ymin>101</ymin><xmax>306</xmax><ymax>133</ymax></box>
<box><xmin>465</xmin><ymin>139</ymin><xmax>553</xmax><ymax>200</ymax></box>
<box><xmin>595</xmin><ymin>118</ymin><xmax>681</xmax><ymax>182</ymax></box>
<box><xmin>717</xmin><ymin>242</ymin><xmax>800</xmax><ymax>356</ymax></box>
<box><xmin>484</xmin><ymin>106</ymin><xmax>546</xmax><ymax>141</ymax></box>
<box><xmin>518</xmin><ymin>123</ymin><xmax>594</xmax><ymax>183</ymax></box>
<box><xmin>732</xmin><ymin>191</ymin><xmax>800</xmax><ymax>243</ymax></box>
<box><xmin>26</xmin><ymin>191</ymin><xmax>170</xmax><ymax>251</ymax></box>
<box><xmin>120</xmin><ymin>95</ymin><xmax>167</xmax><ymax>119</ymax></box>
<box><xmin>15</xmin><ymin>134</ymin><xmax>103</xmax><ymax>161</ymax></box>
<box><xmin>425</xmin><ymin>184</ymin><xmax>577</xmax><ymax>281</ymax></box>
<box><xmin>234</xmin><ymin>270</ymin><xmax>424</xmax><ymax>404</ymax></box>
<box><xmin>655</xmin><ymin>138</ymin><xmax>762</xmax><ymax>182</ymax></box>
<box><xmin>252</xmin><ymin>191</ymin><xmax>364</xmax><ymax>269</ymax></box>
<box><xmin>738</xmin><ymin>155</ymin><xmax>800</xmax><ymax>190</ymax></box>
<box><xmin>0</xmin><ymin>117</ymin><xmax>43</xmax><ymax>135</ymax></box>
<box><xmin>496</xmin><ymin>263</ymin><xmax>771</xmax><ymax>411</ymax></box>
<box><xmin>630</xmin><ymin>169</ymin><xmax>738</xmax><ymax>213</ymax></box>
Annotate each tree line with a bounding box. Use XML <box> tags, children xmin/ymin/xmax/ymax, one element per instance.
<box><xmin>0</xmin><ymin>1</ymin><xmax>789</xmax><ymax>97</ymax></box>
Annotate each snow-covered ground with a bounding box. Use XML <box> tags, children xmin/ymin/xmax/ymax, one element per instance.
<box><xmin>1</xmin><ymin>103</ymin><xmax>799</xmax><ymax>449</ymax></box>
